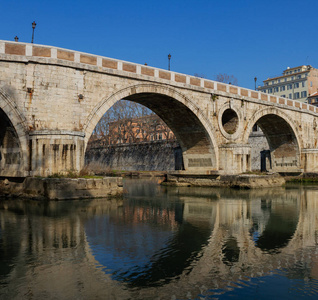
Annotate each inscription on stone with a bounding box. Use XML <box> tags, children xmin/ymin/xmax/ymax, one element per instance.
<box><xmin>188</xmin><ymin>158</ymin><xmax>212</xmax><ymax>167</ymax></box>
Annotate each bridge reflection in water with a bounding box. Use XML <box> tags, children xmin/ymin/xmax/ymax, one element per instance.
<box><xmin>1</xmin><ymin>180</ymin><xmax>318</xmax><ymax>299</ymax></box>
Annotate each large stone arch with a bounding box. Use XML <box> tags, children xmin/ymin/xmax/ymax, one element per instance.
<box><xmin>83</xmin><ymin>84</ymin><xmax>219</xmax><ymax>171</ymax></box>
<box><xmin>0</xmin><ymin>87</ymin><xmax>29</xmax><ymax>177</ymax></box>
<box><xmin>243</xmin><ymin>107</ymin><xmax>301</xmax><ymax>173</ymax></box>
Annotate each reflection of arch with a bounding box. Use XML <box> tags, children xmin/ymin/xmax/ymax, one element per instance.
<box><xmin>0</xmin><ymin>88</ymin><xmax>28</xmax><ymax>176</ymax></box>
<box><xmin>243</xmin><ymin>108</ymin><xmax>301</xmax><ymax>172</ymax></box>
<box><xmin>222</xmin><ymin>236</ymin><xmax>240</xmax><ymax>265</ymax></box>
<box><xmin>83</xmin><ymin>84</ymin><xmax>218</xmax><ymax>170</ymax></box>
<box><xmin>250</xmin><ymin>201</ymin><xmax>299</xmax><ymax>254</ymax></box>
<box><xmin>85</xmin><ymin>210</ymin><xmax>213</xmax><ymax>288</ymax></box>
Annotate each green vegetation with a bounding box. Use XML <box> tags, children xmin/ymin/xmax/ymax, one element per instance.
<box><xmin>47</xmin><ymin>169</ymin><xmax>103</xmax><ymax>179</ymax></box>
<box><xmin>285</xmin><ymin>177</ymin><xmax>318</xmax><ymax>184</ymax></box>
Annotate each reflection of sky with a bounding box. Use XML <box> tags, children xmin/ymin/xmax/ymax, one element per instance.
<box><xmin>205</xmin><ymin>271</ymin><xmax>318</xmax><ymax>299</ymax></box>
<box><xmin>252</xmin><ymin>231</ymin><xmax>260</xmax><ymax>242</ymax></box>
<box><xmin>85</xmin><ymin>215</ymin><xmax>175</xmax><ymax>277</ymax></box>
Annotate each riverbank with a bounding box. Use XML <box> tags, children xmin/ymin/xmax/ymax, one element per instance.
<box><xmin>0</xmin><ymin>176</ymin><xmax>123</xmax><ymax>200</ymax></box>
<box><xmin>162</xmin><ymin>172</ymin><xmax>286</xmax><ymax>189</ymax></box>
<box><xmin>2</xmin><ymin>171</ymin><xmax>318</xmax><ymax>200</ymax></box>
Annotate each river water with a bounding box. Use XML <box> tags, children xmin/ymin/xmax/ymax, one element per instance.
<box><xmin>1</xmin><ymin>179</ymin><xmax>318</xmax><ymax>299</ymax></box>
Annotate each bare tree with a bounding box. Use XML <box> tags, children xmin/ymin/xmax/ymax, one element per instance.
<box><xmin>215</xmin><ymin>73</ymin><xmax>238</xmax><ymax>85</ymax></box>
<box><xmin>194</xmin><ymin>73</ymin><xmax>206</xmax><ymax>78</ymax></box>
<box><xmin>89</xmin><ymin>100</ymin><xmax>175</xmax><ymax>146</ymax></box>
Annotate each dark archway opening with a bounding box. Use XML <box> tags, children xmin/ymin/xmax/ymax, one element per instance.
<box><xmin>248</xmin><ymin>114</ymin><xmax>299</xmax><ymax>173</ymax></box>
<box><xmin>0</xmin><ymin>108</ymin><xmax>22</xmax><ymax>177</ymax></box>
<box><xmin>85</xmin><ymin>93</ymin><xmax>216</xmax><ymax>174</ymax></box>
<box><xmin>222</xmin><ymin>109</ymin><xmax>238</xmax><ymax>135</ymax></box>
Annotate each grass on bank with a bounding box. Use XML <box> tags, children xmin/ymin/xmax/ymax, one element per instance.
<box><xmin>46</xmin><ymin>167</ymin><xmax>122</xmax><ymax>179</ymax></box>
<box><xmin>285</xmin><ymin>177</ymin><xmax>318</xmax><ymax>184</ymax></box>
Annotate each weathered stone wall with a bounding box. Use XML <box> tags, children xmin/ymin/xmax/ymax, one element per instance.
<box><xmin>2</xmin><ymin>40</ymin><xmax>318</xmax><ymax>176</ymax></box>
<box><xmin>85</xmin><ymin>141</ymin><xmax>182</xmax><ymax>171</ymax></box>
<box><xmin>248</xmin><ymin>130</ymin><xmax>270</xmax><ymax>171</ymax></box>
<box><xmin>0</xmin><ymin>176</ymin><xmax>123</xmax><ymax>200</ymax></box>
<box><xmin>85</xmin><ymin>133</ymin><xmax>268</xmax><ymax>172</ymax></box>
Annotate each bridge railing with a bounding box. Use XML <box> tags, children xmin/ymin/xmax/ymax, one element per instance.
<box><xmin>0</xmin><ymin>40</ymin><xmax>317</xmax><ymax>115</ymax></box>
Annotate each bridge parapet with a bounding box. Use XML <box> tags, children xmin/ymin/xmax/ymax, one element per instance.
<box><xmin>2</xmin><ymin>40</ymin><xmax>318</xmax><ymax>176</ymax></box>
<box><xmin>1</xmin><ymin>40</ymin><xmax>317</xmax><ymax>116</ymax></box>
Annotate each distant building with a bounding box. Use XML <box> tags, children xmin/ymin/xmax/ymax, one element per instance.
<box><xmin>307</xmin><ymin>92</ymin><xmax>318</xmax><ymax>106</ymax></box>
<box><xmin>89</xmin><ymin>114</ymin><xmax>176</xmax><ymax>148</ymax></box>
<box><xmin>258</xmin><ymin>65</ymin><xmax>318</xmax><ymax>102</ymax></box>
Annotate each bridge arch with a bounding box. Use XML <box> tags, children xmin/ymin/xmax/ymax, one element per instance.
<box><xmin>243</xmin><ymin>107</ymin><xmax>301</xmax><ymax>172</ymax></box>
<box><xmin>84</xmin><ymin>84</ymin><xmax>219</xmax><ymax>171</ymax></box>
<box><xmin>0</xmin><ymin>87</ymin><xmax>29</xmax><ymax>176</ymax></box>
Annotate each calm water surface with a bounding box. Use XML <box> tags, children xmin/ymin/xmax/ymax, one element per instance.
<box><xmin>1</xmin><ymin>179</ymin><xmax>318</xmax><ymax>299</ymax></box>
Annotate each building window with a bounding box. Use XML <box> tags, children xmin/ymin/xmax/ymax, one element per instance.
<box><xmin>287</xmin><ymin>84</ymin><xmax>292</xmax><ymax>90</ymax></box>
<box><xmin>289</xmin><ymin>93</ymin><xmax>292</xmax><ymax>99</ymax></box>
<box><xmin>294</xmin><ymin>83</ymin><xmax>299</xmax><ymax>88</ymax></box>
<box><xmin>311</xmin><ymin>81</ymin><xmax>313</xmax><ymax>87</ymax></box>
<box><xmin>302</xmin><ymin>81</ymin><xmax>306</xmax><ymax>87</ymax></box>
<box><xmin>268</xmin><ymin>88</ymin><xmax>272</xmax><ymax>93</ymax></box>
<box><xmin>301</xmin><ymin>91</ymin><xmax>307</xmax><ymax>98</ymax></box>
<box><xmin>274</xmin><ymin>87</ymin><xmax>279</xmax><ymax>92</ymax></box>
<box><xmin>294</xmin><ymin>92</ymin><xmax>300</xmax><ymax>99</ymax></box>
<box><xmin>265</xmin><ymin>82</ymin><xmax>268</xmax><ymax>86</ymax></box>
<box><xmin>280</xmin><ymin>86</ymin><xmax>285</xmax><ymax>91</ymax></box>
<box><xmin>297</xmin><ymin>75</ymin><xmax>301</xmax><ymax>79</ymax></box>
<box><xmin>278</xmin><ymin>79</ymin><xmax>281</xmax><ymax>83</ymax></box>
<box><xmin>281</xmin><ymin>95</ymin><xmax>286</xmax><ymax>98</ymax></box>
<box><xmin>291</xmin><ymin>76</ymin><xmax>294</xmax><ymax>80</ymax></box>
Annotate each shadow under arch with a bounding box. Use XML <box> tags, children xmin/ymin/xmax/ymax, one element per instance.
<box><xmin>83</xmin><ymin>84</ymin><xmax>218</xmax><ymax>171</ymax></box>
<box><xmin>0</xmin><ymin>88</ymin><xmax>29</xmax><ymax>177</ymax></box>
<box><xmin>243</xmin><ymin>108</ymin><xmax>301</xmax><ymax>173</ymax></box>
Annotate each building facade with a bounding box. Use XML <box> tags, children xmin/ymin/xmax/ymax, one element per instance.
<box><xmin>307</xmin><ymin>92</ymin><xmax>318</xmax><ymax>106</ymax></box>
<box><xmin>89</xmin><ymin>114</ymin><xmax>176</xmax><ymax>148</ymax></box>
<box><xmin>258</xmin><ymin>65</ymin><xmax>318</xmax><ymax>102</ymax></box>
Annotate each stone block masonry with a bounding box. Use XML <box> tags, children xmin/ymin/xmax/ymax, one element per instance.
<box><xmin>2</xmin><ymin>40</ymin><xmax>318</xmax><ymax>177</ymax></box>
<box><xmin>85</xmin><ymin>141</ymin><xmax>182</xmax><ymax>172</ymax></box>
<box><xmin>0</xmin><ymin>177</ymin><xmax>123</xmax><ymax>200</ymax></box>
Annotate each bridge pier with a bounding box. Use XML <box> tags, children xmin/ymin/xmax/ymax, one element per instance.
<box><xmin>1</xmin><ymin>41</ymin><xmax>318</xmax><ymax>179</ymax></box>
<box><xmin>29</xmin><ymin>131</ymin><xmax>85</xmax><ymax>177</ymax></box>
<box><xmin>219</xmin><ymin>144</ymin><xmax>251</xmax><ymax>174</ymax></box>
<box><xmin>301</xmin><ymin>149</ymin><xmax>318</xmax><ymax>173</ymax></box>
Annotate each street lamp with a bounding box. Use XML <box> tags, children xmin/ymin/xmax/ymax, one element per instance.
<box><xmin>14</xmin><ymin>36</ymin><xmax>19</xmax><ymax>42</ymax></box>
<box><xmin>168</xmin><ymin>53</ymin><xmax>171</xmax><ymax>71</ymax></box>
<box><xmin>254</xmin><ymin>77</ymin><xmax>257</xmax><ymax>90</ymax></box>
<box><xmin>31</xmin><ymin>21</ymin><xmax>36</xmax><ymax>43</ymax></box>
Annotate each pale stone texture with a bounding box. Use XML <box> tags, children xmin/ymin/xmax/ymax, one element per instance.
<box><xmin>1</xmin><ymin>41</ymin><xmax>318</xmax><ymax>177</ymax></box>
<box><xmin>0</xmin><ymin>177</ymin><xmax>123</xmax><ymax>200</ymax></box>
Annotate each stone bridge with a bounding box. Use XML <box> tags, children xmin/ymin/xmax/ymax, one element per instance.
<box><xmin>1</xmin><ymin>40</ymin><xmax>318</xmax><ymax>177</ymax></box>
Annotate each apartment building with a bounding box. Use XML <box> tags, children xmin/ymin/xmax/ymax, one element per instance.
<box><xmin>258</xmin><ymin>65</ymin><xmax>318</xmax><ymax>102</ymax></box>
<box><xmin>307</xmin><ymin>92</ymin><xmax>318</xmax><ymax>106</ymax></box>
<box><xmin>89</xmin><ymin>114</ymin><xmax>176</xmax><ymax>147</ymax></box>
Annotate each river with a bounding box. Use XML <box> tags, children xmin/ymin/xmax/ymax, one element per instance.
<box><xmin>1</xmin><ymin>178</ymin><xmax>318</xmax><ymax>299</ymax></box>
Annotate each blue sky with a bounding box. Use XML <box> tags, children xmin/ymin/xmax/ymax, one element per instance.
<box><xmin>1</xmin><ymin>0</ymin><xmax>317</xmax><ymax>90</ymax></box>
